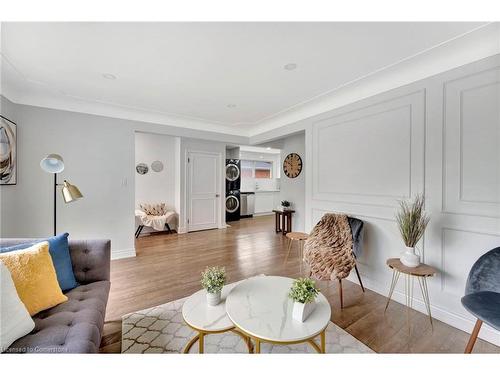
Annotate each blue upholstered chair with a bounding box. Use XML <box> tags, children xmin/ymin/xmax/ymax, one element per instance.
<box><xmin>461</xmin><ymin>247</ymin><xmax>500</xmax><ymax>353</ymax></box>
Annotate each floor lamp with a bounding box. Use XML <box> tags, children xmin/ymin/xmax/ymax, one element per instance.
<box><xmin>40</xmin><ymin>154</ymin><xmax>83</xmax><ymax>236</ymax></box>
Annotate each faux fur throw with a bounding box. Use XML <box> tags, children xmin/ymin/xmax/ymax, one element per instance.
<box><xmin>303</xmin><ymin>213</ymin><xmax>356</xmax><ymax>281</ymax></box>
<box><xmin>140</xmin><ymin>203</ymin><xmax>167</xmax><ymax>216</ymax></box>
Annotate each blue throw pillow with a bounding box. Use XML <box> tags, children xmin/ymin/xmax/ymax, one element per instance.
<box><xmin>0</xmin><ymin>233</ymin><xmax>78</xmax><ymax>291</ymax></box>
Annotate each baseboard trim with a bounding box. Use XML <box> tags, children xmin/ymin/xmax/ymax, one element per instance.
<box><xmin>346</xmin><ymin>273</ymin><xmax>500</xmax><ymax>346</ymax></box>
<box><xmin>111</xmin><ymin>247</ymin><xmax>136</xmax><ymax>260</ymax></box>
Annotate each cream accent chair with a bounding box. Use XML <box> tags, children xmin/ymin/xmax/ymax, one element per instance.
<box><xmin>135</xmin><ymin>203</ymin><xmax>176</xmax><ymax>238</ymax></box>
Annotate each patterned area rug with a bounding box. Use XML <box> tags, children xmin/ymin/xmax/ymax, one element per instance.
<box><xmin>121</xmin><ymin>296</ymin><xmax>374</xmax><ymax>354</ymax></box>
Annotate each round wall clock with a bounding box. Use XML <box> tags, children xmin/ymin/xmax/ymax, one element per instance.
<box><xmin>283</xmin><ymin>153</ymin><xmax>303</xmax><ymax>178</ymax></box>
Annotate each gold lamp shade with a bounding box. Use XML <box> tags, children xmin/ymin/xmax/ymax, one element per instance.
<box><xmin>62</xmin><ymin>180</ymin><xmax>83</xmax><ymax>203</ymax></box>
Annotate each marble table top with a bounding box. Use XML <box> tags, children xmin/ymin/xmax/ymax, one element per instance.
<box><xmin>225</xmin><ymin>276</ymin><xmax>331</xmax><ymax>342</ymax></box>
<box><xmin>181</xmin><ymin>283</ymin><xmax>237</xmax><ymax>332</ymax></box>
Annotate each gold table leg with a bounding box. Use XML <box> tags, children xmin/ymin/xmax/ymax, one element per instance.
<box><xmin>404</xmin><ymin>274</ymin><xmax>414</xmax><ymax>334</ymax></box>
<box><xmin>183</xmin><ymin>328</ymin><xmax>253</xmax><ymax>354</ymax></box>
<box><xmin>232</xmin><ymin>329</ymin><xmax>254</xmax><ymax>353</ymax></box>
<box><xmin>299</xmin><ymin>240</ymin><xmax>304</xmax><ymax>275</ymax></box>
<box><xmin>320</xmin><ymin>329</ymin><xmax>326</xmax><ymax>353</ymax></box>
<box><xmin>417</xmin><ymin>276</ymin><xmax>434</xmax><ymax>330</ymax></box>
<box><xmin>306</xmin><ymin>329</ymin><xmax>326</xmax><ymax>353</ymax></box>
<box><xmin>244</xmin><ymin>329</ymin><xmax>327</xmax><ymax>354</ymax></box>
<box><xmin>384</xmin><ymin>269</ymin><xmax>401</xmax><ymax>312</ymax></box>
<box><xmin>198</xmin><ymin>332</ymin><xmax>205</xmax><ymax>354</ymax></box>
<box><xmin>284</xmin><ymin>238</ymin><xmax>293</xmax><ymax>264</ymax></box>
<box><xmin>183</xmin><ymin>333</ymin><xmax>200</xmax><ymax>353</ymax></box>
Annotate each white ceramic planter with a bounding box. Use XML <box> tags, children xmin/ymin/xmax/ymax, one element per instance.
<box><xmin>292</xmin><ymin>300</ymin><xmax>316</xmax><ymax>322</ymax></box>
<box><xmin>206</xmin><ymin>290</ymin><xmax>221</xmax><ymax>306</ymax></box>
<box><xmin>401</xmin><ymin>246</ymin><xmax>420</xmax><ymax>268</ymax></box>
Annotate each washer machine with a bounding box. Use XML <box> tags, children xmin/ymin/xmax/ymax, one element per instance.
<box><xmin>225</xmin><ymin>190</ymin><xmax>240</xmax><ymax>222</ymax></box>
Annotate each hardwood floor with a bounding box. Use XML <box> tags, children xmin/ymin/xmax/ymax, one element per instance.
<box><xmin>100</xmin><ymin>215</ymin><xmax>499</xmax><ymax>353</ymax></box>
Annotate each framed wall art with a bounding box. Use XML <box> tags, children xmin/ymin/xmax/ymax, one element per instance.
<box><xmin>0</xmin><ymin>115</ymin><xmax>17</xmax><ymax>185</ymax></box>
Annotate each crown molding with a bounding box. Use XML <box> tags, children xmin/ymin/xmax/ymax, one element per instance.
<box><xmin>2</xmin><ymin>23</ymin><xmax>498</xmax><ymax>140</ymax></box>
<box><xmin>0</xmin><ymin>51</ymin><xmax>249</xmax><ymax>137</ymax></box>
<box><xmin>1</xmin><ymin>85</ymin><xmax>250</xmax><ymax>137</ymax></box>
<box><xmin>248</xmin><ymin>23</ymin><xmax>500</xmax><ymax>137</ymax></box>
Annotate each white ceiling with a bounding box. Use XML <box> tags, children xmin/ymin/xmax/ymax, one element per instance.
<box><xmin>0</xmin><ymin>22</ymin><xmax>490</xmax><ymax>135</ymax></box>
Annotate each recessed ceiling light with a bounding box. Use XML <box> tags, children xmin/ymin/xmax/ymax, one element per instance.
<box><xmin>259</xmin><ymin>155</ymin><xmax>264</xmax><ymax>159</ymax></box>
<box><xmin>266</xmin><ymin>147</ymin><xmax>271</xmax><ymax>150</ymax></box>
<box><xmin>102</xmin><ymin>73</ymin><xmax>117</xmax><ymax>80</ymax></box>
<box><xmin>284</xmin><ymin>63</ymin><xmax>297</xmax><ymax>71</ymax></box>
<box><xmin>227</xmin><ymin>104</ymin><xmax>237</xmax><ymax>108</ymax></box>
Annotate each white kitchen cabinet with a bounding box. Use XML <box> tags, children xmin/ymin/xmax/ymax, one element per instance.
<box><xmin>254</xmin><ymin>191</ymin><xmax>279</xmax><ymax>214</ymax></box>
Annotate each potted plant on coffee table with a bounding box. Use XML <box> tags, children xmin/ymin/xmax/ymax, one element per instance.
<box><xmin>201</xmin><ymin>266</ymin><xmax>226</xmax><ymax>306</ymax></box>
<box><xmin>396</xmin><ymin>194</ymin><xmax>430</xmax><ymax>268</ymax></box>
<box><xmin>289</xmin><ymin>278</ymin><xmax>320</xmax><ymax>322</ymax></box>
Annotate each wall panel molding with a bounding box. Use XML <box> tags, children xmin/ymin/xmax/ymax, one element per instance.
<box><xmin>442</xmin><ymin>66</ymin><xmax>500</xmax><ymax>217</ymax></box>
<box><xmin>311</xmin><ymin>90</ymin><xmax>425</xmax><ymax>208</ymax></box>
<box><xmin>440</xmin><ymin>227</ymin><xmax>500</xmax><ymax>293</ymax></box>
<box><xmin>305</xmin><ymin>56</ymin><xmax>500</xmax><ymax>345</ymax></box>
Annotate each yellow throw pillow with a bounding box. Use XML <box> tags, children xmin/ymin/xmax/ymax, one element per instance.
<box><xmin>0</xmin><ymin>242</ymin><xmax>68</xmax><ymax>316</ymax></box>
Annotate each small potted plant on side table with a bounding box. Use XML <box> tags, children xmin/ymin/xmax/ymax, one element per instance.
<box><xmin>201</xmin><ymin>266</ymin><xmax>226</xmax><ymax>306</ymax></box>
<box><xmin>289</xmin><ymin>278</ymin><xmax>320</xmax><ymax>322</ymax></box>
<box><xmin>396</xmin><ymin>194</ymin><xmax>430</xmax><ymax>268</ymax></box>
<box><xmin>281</xmin><ymin>200</ymin><xmax>292</xmax><ymax>211</ymax></box>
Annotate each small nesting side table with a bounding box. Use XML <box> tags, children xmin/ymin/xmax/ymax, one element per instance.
<box><xmin>273</xmin><ymin>209</ymin><xmax>295</xmax><ymax>235</ymax></box>
<box><xmin>385</xmin><ymin>258</ymin><xmax>437</xmax><ymax>331</ymax></box>
<box><xmin>284</xmin><ymin>232</ymin><xmax>309</xmax><ymax>273</ymax></box>
<box><xmin>181</xmin><ymin>284</ymin><xmax>253</xmax><ymax>353</ymax></box>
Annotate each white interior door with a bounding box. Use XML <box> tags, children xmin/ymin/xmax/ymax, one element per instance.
<box><xmin>187</xmin><ymin>151</ymin><xmax>221</xmax><ymax>232</ymax></box>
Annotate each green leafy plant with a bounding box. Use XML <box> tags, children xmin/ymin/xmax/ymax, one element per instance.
<box><xmin>201</xmin><ymin>266</ymin><xmax>226</xmax><ymax>294</ymax></box>
<box><xmin>396</xmin><ymin>194</ymin><xmax>430</xmax><ymax>248</ymax></box>
<box><xmin>289</xmin><ymin>278</ymin><xmax>319</xmax><ymax>304</ymax></box>
<box><xmin>281</xmin><ymin>200</ymin><xmax>291</xmax><ymax>208</ymax></box>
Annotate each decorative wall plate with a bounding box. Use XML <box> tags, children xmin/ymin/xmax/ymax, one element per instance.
<box><xmin>283</xmin><ymin>153</ymin><xmax>303</xmax><ymax>178</ymax></box>
<box><xmin>151</xmin><ymin>160</ymin><xmax>164</xmax><ymax>172</ymax></box>
<box><xmin>136</xmin><ymin>163</ymin><xmax>149</xmax><ymax>175</ymax></box>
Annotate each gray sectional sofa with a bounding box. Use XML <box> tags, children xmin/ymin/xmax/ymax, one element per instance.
<box><xmin>0</xmin><ymin>239</ymin><xmax>111</xmax><ymax>353</ymax></box>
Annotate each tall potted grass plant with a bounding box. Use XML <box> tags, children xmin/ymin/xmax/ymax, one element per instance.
<box><xmin>396</xmin><ymin>194</ymin><xmax>430</xmax><ymax>267</ymax></box>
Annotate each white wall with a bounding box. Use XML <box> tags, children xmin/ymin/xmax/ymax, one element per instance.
<box><xmin>0</xmin><ymin>97</ymin><xmax>244</xmax><ymax>258</ymax></box>
<box><xmin>135</xmin><ymin>132</ymin><xmax>178</xmax><ymax>209</ymax></box>
<box><xmin>303</xmin><ymin>55</ymin><xmax>500</xmax><ymax>345</ymax></box>
<box><xmin>279</xmin><ymin>132</ymin><xmax>306</xmax><ymax>231</ymax></box>
<box><xmin>0</xmin><ymin>99</ymin><xmax>136</xmax><ymax>259</ymax></box>
<box><xmin>134</xmin><ymin>131</ymin><xmax>179</xmax><ymax>231</ymax></box>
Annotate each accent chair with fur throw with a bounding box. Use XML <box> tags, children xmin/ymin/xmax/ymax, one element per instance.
<box><xmin>303</xmin><ymin>213</ymin><xmax>365</xmax><ymax>308</ymax></box>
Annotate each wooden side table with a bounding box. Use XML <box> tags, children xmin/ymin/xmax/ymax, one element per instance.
<box><xmin>272</xmin><ymin>209</ymin><xmax>295</xmax><ymax>235</ymax></box>
<box><xmin>385</xmin><ymin>258</ymin><xmax>437</xmax><ymax>331</ymax></box>
<box><xmin>284</xmin><ymin>232</ymin><xmax>309</xmax><ymax>273</ymax></box>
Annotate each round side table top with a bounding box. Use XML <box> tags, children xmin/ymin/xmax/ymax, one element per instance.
<box><xmin>286</xmin><ymin>232</ymin><xmax>309</xmax><ymax>241</ymax></box>
<box><xmin>182</xmin><ymin>283</ymin><xmax>236</xmax><ymax>333</ymax></box>
<box><xmin>386</xmin><ymin>258</ymin><xmax>437</xmax><ymax>277</ymax></box>
<box><xmin>225</xmin><ymin>276</ymin><xmax>331</xmax><ymax>343</ymax></box>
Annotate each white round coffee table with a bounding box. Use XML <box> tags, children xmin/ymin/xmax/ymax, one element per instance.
<box><xmin>225</xmin><ymin>275</ymin><xmax>331</xmax><ymax>353</ymax></box>
<box><xmin>181</xmin><ymin>283</ymin><xmax>252</xmax><ymax>353</ymax></box>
